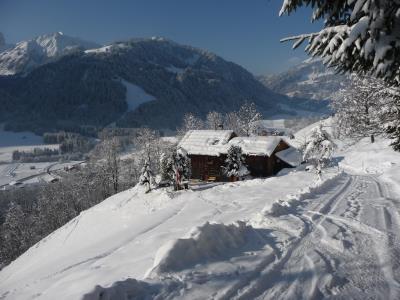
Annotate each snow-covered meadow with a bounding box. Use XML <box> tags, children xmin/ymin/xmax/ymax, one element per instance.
<box><xmin>0</xmin><ymin>129</ymin><xmax>62</xmax><ymax>187</ymax></box>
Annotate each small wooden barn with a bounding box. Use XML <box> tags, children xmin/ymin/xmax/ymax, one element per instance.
<box><xmin>178</xmin><ymin>130</ymin><xmax>302</xmax><ymax>181</ymax></box>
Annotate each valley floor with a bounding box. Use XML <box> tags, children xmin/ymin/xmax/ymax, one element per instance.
<box><xmin>0</xmin><ymin>138</ymin><xmax>400</xmax><ymax>300</ymax></box>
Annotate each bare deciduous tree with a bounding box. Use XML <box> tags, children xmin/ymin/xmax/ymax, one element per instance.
<box><xmin>206</xmin><ymin>111</ymin><xmax>224</xmax><ymax>130</ymax></box>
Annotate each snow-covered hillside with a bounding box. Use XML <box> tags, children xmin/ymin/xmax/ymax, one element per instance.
<box><xmin>0</xmin><ymin>37</ymin><xmax>329</xmax><ymax>133</ymax></box>
<box><xmin>1</xmin><ymin>122</ymin><xmax>400</xmax><ymax>299</ymax></box>
<box><xmin>0</xmin><ymin>32</ymin><xmax>99</xmax><ymax>75</ymax></box>
<box><xmin>260</xmin><ymin>59</ymin><xmax>348</xmax><ymax>101</ymax></box>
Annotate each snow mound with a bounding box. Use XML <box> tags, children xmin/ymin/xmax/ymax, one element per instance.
<box><xmin>149</xmin><ymin>221</ymin><xmax>251</xmax><ymax>275</ymax></box>
<box><xmin>82</xmin><ymin>279</ymin><xmax>157</xmax><ymax>300</ymax></box>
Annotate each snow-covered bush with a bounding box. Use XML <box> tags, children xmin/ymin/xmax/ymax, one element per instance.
<box><xmin>223</xmin><ymin>145</ymin><xmax>249</xmax><ymax>181</ymax></box>
<box><xmin>302</xmin><ymin>124</ymin><xmax>336</xmax><ymax>178</ymax></box>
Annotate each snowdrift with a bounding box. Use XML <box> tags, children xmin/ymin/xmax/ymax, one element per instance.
<box><xmin>265</xmin><ymin>171</ymin><xmax>344</xmax><ymax>217</ymax></box>
<box><xmin>149</xmin><ymin>221</ymin><xmax>253</xmax><ymax>275</ymax></box>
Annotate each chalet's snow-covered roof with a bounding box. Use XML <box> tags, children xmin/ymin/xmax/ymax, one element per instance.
<box><xmin>178</xmin><ymin>130</ymin><xmax>235</xmax><ymax>156</ymax></box>
<box><xmin>275</xmin><ymin>147</ymin><xmax>303</xmax><ymax>167</ymax></box>
<box><xmin>228</xmin><ymin>136</ymin><xmax>283</xmax><ymax>157</ymax></box>
<box><xmin>179</xmin><ymin>131</ymin><xmax>290</xmax><ymax>157</ymax></box>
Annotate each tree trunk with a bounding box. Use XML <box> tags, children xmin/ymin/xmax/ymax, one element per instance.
<box><xmin>371</xmin><ymin>134</ymin><xmax>375</xmax><ymax>143</ymax></box>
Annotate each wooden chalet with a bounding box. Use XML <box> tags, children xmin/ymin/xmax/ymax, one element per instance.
<box><xmin>178</xmin><ymin>130</ymin><xmax>302</xmax><ymax>182</ymax></box>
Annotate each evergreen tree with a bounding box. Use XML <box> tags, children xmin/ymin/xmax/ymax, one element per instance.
<box><xmin>302</xmin><ymin>124</ymin><xmax>336</xmax><ymax>179</ymax></box>
<box><xmin>172</xmin><ymin>148</ymin><xmax>191</xmax><ymax>190</ymax></box>
<box><xmin>158</xmin><ymin>147</ymin><xmax>191</xmax><ymax>190</ymax></box>
<box><xmin>139</xmin><ymin>161</ymin><xmax>154</xmax><ymax>193</ymax></box>
<box><xmin>223</xmin><ymin>145</ymin><xmax>249</xmax><ymax>180</ymax></box>
<box><xmin>280</xmin><ymin>0</ymin><xmax>400</xmax><ymax>85</ymax></box>
<box><xmin>159</xmin><ymin>151</ymin><xmax>174</xmax><ymax>184</ymax></box>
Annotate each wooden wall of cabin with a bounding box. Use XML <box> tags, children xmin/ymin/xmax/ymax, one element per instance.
<box><xmin>189</xmin><ymin>155</ymin><xmax>225</xmax><ymax>181</ymax></box>
<box><xmin>245</xmin><ymin>156</ymin><xmax>271</xmax><ymax>177</ymax></box>
<box><xmin>245</xmin><ymin>141</ymin><xmax>291</xmax><ymax>177</ymax></box>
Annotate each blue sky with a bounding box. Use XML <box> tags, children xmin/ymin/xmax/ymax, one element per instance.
<box><xmin>0</xmin><ymin>0</ymin><xmax>321</xmax><ymax>74</ymax></box>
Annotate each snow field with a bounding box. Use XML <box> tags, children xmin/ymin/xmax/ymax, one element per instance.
<box><xmin>0</xmin><ymin>168</ymin><xmax>318</xmax><ymax>300</ymax></box>
<box><xmin>121</xmin><ymin>79</ymin><xmax>156</xmax><ymax>111</ymax></box>
<box><xmin>2</xmin><ymin>121</ymin><xmax>400</xmax><ymax>299</ymax></box>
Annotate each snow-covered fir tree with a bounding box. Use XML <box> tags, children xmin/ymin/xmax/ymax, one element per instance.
<box><xmin>302</xmin><ymin>124</ymin><xmax>336</xmax><ymax>179</ymax></box>
<box><xmin>280</xmin><ymin>0</ymin><xmax>400</xmax><ymax>85</ymax></box>
<box><xmin>172</xmin><ymin>148</ymin><xmax>191</xmax><ymax>190</ymax></box>
<box><xmin>139</xmin><ymin>161</ymin><xmax>154</xmax><ymax>193</ymax></box>
<box><xmin>159</xmin><ymin>151</ymin><xmax>174</xmax><ymax>184</ymax></box>
<box><xmin>223</xmin><ymin>145</ymin><xmax>249</xmax><ymax>181</ymax></box>
<box><xmin>158</xmin><ymin>147</ymin><xmax>191</xmax><ymax>190</ymax></box>
<box><xmin>237</xmin><ymin>102</ymin><xmax>262</xmax><ymax>136</ymax></box>
<box><xmin>331</xmin><ymin>74</ymin><xmax>386</xmax><ymax>143</ymax></box>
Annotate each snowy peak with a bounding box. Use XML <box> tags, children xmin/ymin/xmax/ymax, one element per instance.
<box><xmin>260</xmin><ymin>59</ymin><xmax>348</xmax><ymax>101</ymax></box>
<box><xmin>33</xmin><ymin>31</ymin><xmax>99</xmax><ymax>57</ymax></box>
<box><xmin>0</xmin><ymin>32</ymin><xmax>100</xmax><ymax>75</ymax></box>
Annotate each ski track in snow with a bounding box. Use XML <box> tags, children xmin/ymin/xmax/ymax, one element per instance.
<box><xmin>150</xmin><ymin>173</ymin><xmax>400</xmax><ymax>300</ymax></box>
<box><xmin>245</xmin><ymin>174</ymin><xmax>400</xmax><ymax>300</ymax></box>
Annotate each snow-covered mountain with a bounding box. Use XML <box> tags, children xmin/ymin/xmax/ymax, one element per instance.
<box><xmin>0</xmin><ymin>37</ymin><xmax>328</xmax><ymax>133</ymax></box>
<box><xmin>260</xmin><ymin>59</ymin><xmax>348</xmax><ymax>101</ymax></box>
<box><xmin>0</xmin><ymin>32</ymin><xmax>99</xmax><ymax>75</ymax></box>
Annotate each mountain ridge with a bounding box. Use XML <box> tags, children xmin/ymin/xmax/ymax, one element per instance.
<box><xmin>0</xmin><ymin>32</ymin><xmax>100</xmax><ymax>75</ymax></box>
<box><xmin>259</xmin><ymin>59</ymin><xmax>348</xmax><ymax>102</ymax></box>
<box><xmin>0</xmin><ymin>36</ymin><xmax>328</xmax><ymax>134</ymax></box>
